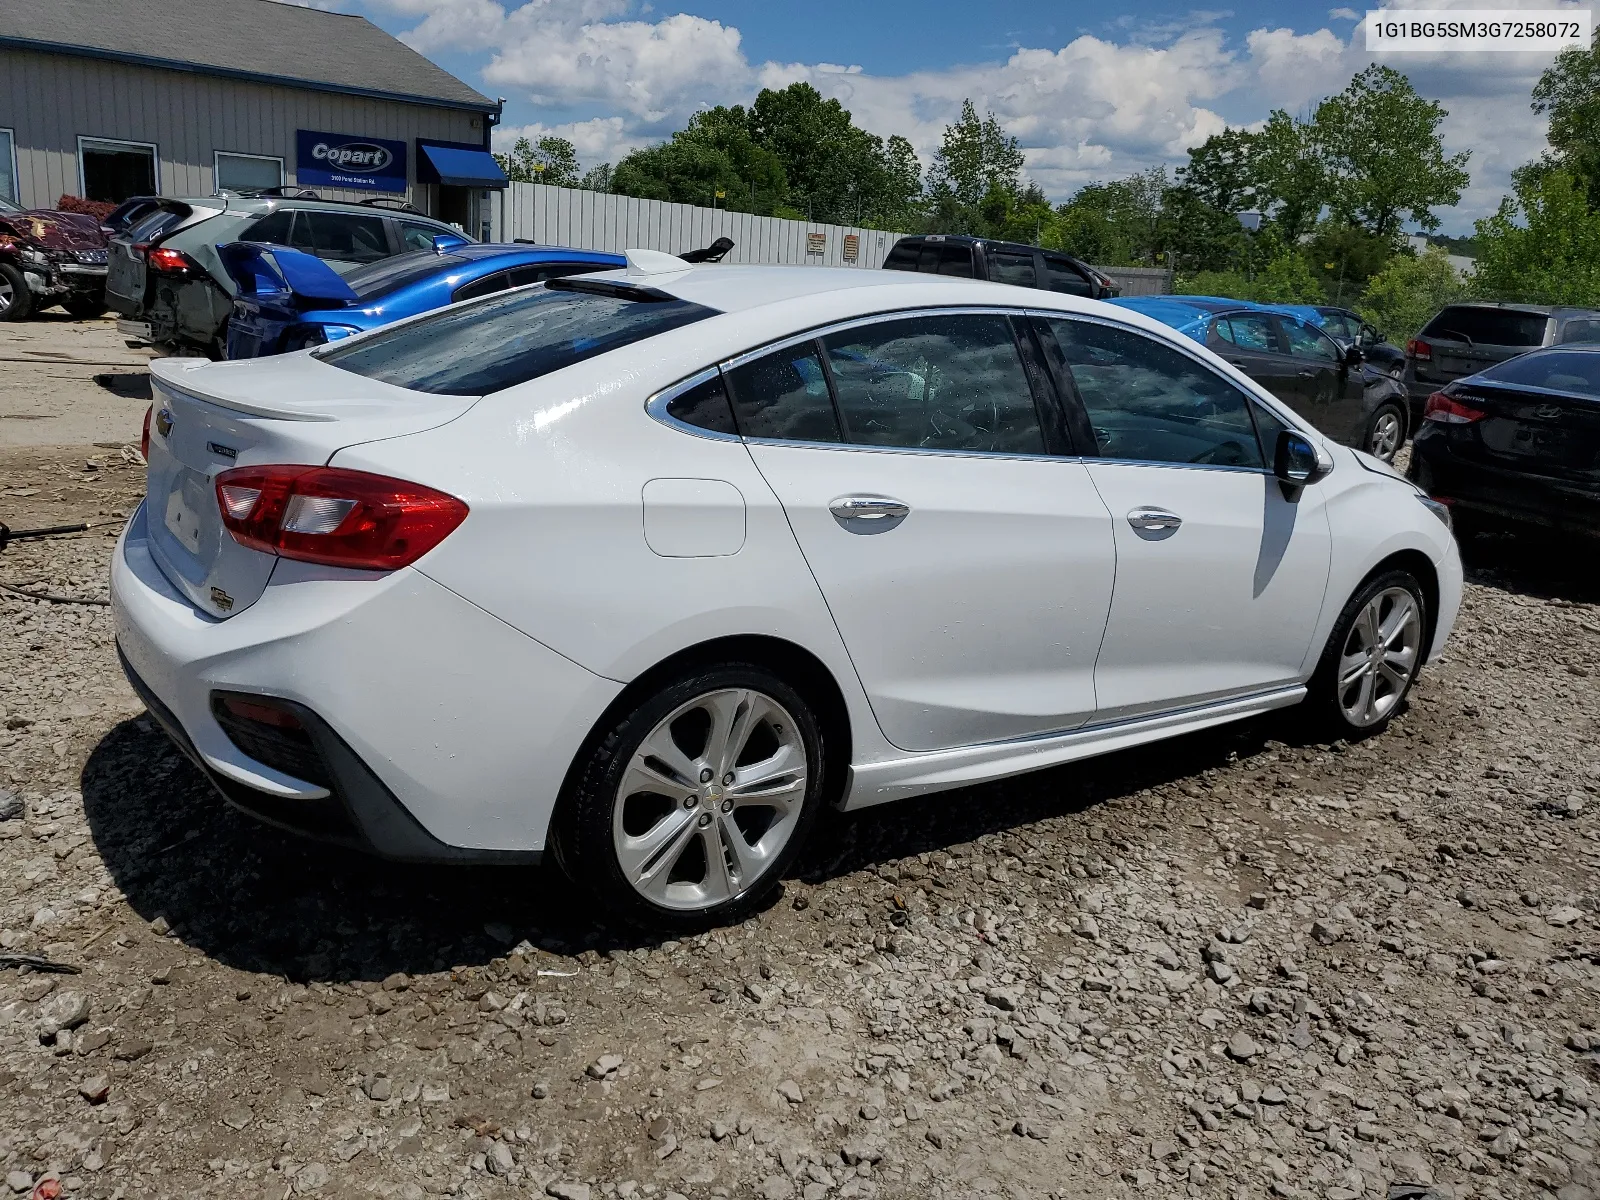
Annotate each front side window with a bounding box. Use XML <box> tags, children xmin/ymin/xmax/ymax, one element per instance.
<box><xmin>399</xmin><ymin>220</ymin><xmax>450</xmax><ymax>252</ymax></box>
<box><xmin>988</xmin><ymin>251</ymin><xmax>1037</xmax><ymax>289</ymax></box>
<box><xmin>1047</xmin><ymin>318</ymin><xmax>1266</xmax><ymax>469</ymax></box>
<box><xmin>1043</xmin><ymin>256</ymin><xmax>1093</xmax><ymax>296</ymax></box>
<box><xmin>822</xmin><ymin>313</ymin><xmax>1045</xmax><ymax>455</ymax></box>
<box><xmin>1224</xmin><ymin>313</ymin><xmax>1279</xmax><ymax>354</ymax></box>
<box><xmin>320</xmin><ymin>284</ymin><xmax>720</xmax><ymax>396</ymax></box>
<box><xmin>0</xmin><ymin>128</ymin><xmax>16</xmax><ymax>204</ymax></box>
<box><xmin>1317</xmin><ymin>311</ymin><xmax>1359</xmax><ymax>341</ymax></box>
<box><xmin>1283</xmin><ymin>319</ymin><xmax>1342</xmax><ymax>363</ymax></box>
<box><xmin>724</xmin><ymin>343</ymin><xmax>841</xmax><ymax>443</ymax></box>
<box><xmin>291</xmin><ymin>211</ymin><xmax>390</xmax><ymax>265</ymax></box>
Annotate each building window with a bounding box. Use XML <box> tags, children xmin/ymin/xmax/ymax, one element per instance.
<box><xmin>0</xmin><ymin>129</ymin><xmax>16</xmax><ymax>204</ymax></box>
<box><xmin>215</xmin><ymin>152</ymin><xmax>284</xmax><ymax>194</ymax></box>
<box><xmin>78</xmin><ymin>137</ymin><xmax>158</xmax><ymax>204</ymax></box>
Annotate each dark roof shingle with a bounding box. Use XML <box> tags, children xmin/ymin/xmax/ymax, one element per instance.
<box><xmin>0</xmin><ymin>0</ymin><xmax>495</xmax><ymax>111</ymax></box>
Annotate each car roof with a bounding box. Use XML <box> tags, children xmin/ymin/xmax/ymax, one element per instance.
<box><xmin>170</xmin><ymin>196</ymin><xmax>456</xmax><ymax>221</ymax></box>
<box><xmin>892</xmin><ymin>233</ymin><xmax>1085</xmax><ymax>260</ymax></box>
<box><xmin>1430</xmin><ymin>301</ymin><xmax>1600</xmax><ymax>317</ymax></box>
<box><xmin>451</xmin><ymin>243</ymin><xmax>622</xmax><ymax>263</ymax></box>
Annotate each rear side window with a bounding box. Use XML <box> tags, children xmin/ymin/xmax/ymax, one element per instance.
<box><xmin>822</xmin><ymin>313</ymin><xmax>1045</xmax><ymax>455</ymax></box>
<box><xmin>243</xmin><ymin>209</ymin><xmax>294</xmax><ymax>245</ymax></box>
<box><xmin>452</xmin><ymin>270</ymin><xmax>514</xmax><ymax>303</ymax></box>
<box><xmin>1477</xmin><ymin>349</ymin><xmax>1600</xmax><ymax>398</ymax></box>
<box><xmin>509</xmin><ymin>263</ymin><xmax>603</xmax><ymax>286</ymax></box>
<box><xmin>933</xmin><ymin>245</ymin><xmax>974</xmax><ymax>278</ymax></box>
<box><xmin>290</xmin><ymin>211</ymin><xmax>391</xmax><ymax>265</ymax></box>
<box><xmin>1225</xmin><ymin>313</ymin><xmax>1279</xmax><ymax>353</ymax></box>
<box><xmin>724</xmin><ymin>343</ymin><xmax>841</xmax><ymax>443</ymax></box>
<box><xmin>1317</xmin><ymin>310</ymin><xmax>1360</xmax><ymax>341</ymax></box>
<box><xmin>1560</xmin><ymin>319</ymin><xmax>1600</xmax><ymax>344</ymax></box>
<box><xmin>399</xmin><ymin>220</ymin><xmax>449</xmax><ymax>252</ymax></box>
<box><xmin>883</xmin><ymin>242</ymin><xmax>922</xmax><ymax>272</ymax></box>
<box><xmin>1422</xmin><ymin>306</ymin><xmax>1549</xmax><ymax>347</ymax></box>
<box><xmin>988</xmin><ymin>251</ymin><xmax>1037</xmax><ymax>289</ymax></box>
<box><xmin>1043</xmin><ymin>256</ymin><xmax>1094</xmax><ymax>296</ymax></box>
<box><xmin>664</xmin><ymin>373</ymin><xmax>738</xmax><ymax>435</ymax></box>
<box><xmin>320</xmin><ymin>285</ymin><xmax>720</xmax><ymax>396</ymax></box>
<box><xmin>1047</xmin><ymin>318</ymin><xmax>1266</xmax><ymax>469</ymax></box>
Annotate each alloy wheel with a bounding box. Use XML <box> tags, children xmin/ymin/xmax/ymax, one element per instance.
<box><xmin>1368</xmin><ymin>409</ymin><xmax>1403</xmax><ymax>461</ymax></box>
<box><xmin>1336</xmin><ymin>586</ymin><xmax>1422</xmax><ymax>727</ymax></box>
<box><xmin>612</xmin><ymin>687</ymin><xmax>808</xmax><ymax>912</ymax></box>
<box><xmin>0</xmin><ymin>277</ymin><xmax>14</xmax><ymax>315</ymax></box>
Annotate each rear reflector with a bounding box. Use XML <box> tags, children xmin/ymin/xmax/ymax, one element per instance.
<box><xmin>214</xmin><ymin>465</ymin><xmax>468</xmax><ymax>570</ymax></box>
<box><xmin>1407</xmin><ymin>338</ymin><xmax>1432</xmax><ymax>361</ymax></box>
<box><xmin>1423</xmin><ymin>390</ymin><xmax>1486</xmax><ymax>425</ymax></box>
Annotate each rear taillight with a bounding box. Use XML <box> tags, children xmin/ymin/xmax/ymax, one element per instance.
<box><xmin>131</xmin><ymin>242</ymin><xmax>149</xmax><ymax>259</ymax></box>
<box><xmin>147</xmin><ymin>247</ymin><xmax>198</xmax><ymax>274</ymax></box>
<box><xmin>1407</xmin><ymin>338</ymin><xmax>1432</xmax><ymax>362</ymax></box>
<box><xmin>140</xmin><ymin>405</ymin><xmax>152</xmax><ymax>461</ymax></box>
<box><xmin>214</xmin><ymin>465</ymin><xmax>468</xmax><ymax>571</ymax></box>
<box><xmin>1423</xmin><ymin>390</ymin><xmax>1485</xmax><ymax>424</ymax></box>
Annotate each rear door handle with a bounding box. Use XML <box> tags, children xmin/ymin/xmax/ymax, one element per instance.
<box><xmin>1297</xmin><ymin>369</ymin><xmax>1315</xmax><ymax>378</ymax></box>
<box><xmin>1127</xmin><ymin>508</ymin><xmax>1182</xmax><ymax>531</ymax></box>
<box><xmin>829</xmin><ymin>496</ymin><xmax>910</xmax><ymax>522</ymax></box>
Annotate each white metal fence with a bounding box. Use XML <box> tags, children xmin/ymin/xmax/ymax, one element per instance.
<box><xmin>487</xmin><ymin>181</ymin><xmax>1172</xmax><ymax>294</ymax></box>
<box><xmin>491</xmin><ymin>183</ymin><xmax>906</xmax><ymax>269</ymax></box>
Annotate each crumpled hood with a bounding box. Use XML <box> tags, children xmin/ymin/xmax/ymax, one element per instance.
<box><xmin>0</xmin><ymin>210</ymin><xmax>107</xmax><ymax>251</ymax></box>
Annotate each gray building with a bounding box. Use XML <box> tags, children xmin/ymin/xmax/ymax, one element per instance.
<box><xmin>0</xmin><ymin>0</ymin><xmax>506</xmax><ymax>237</ymax></box>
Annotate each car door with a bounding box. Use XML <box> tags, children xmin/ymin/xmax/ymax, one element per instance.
<box><xmin>1282</xmin><ymin>316</ymin><xmax>1360</xmax><ymax>443</ymax></box>
<box><xmin>1038</xmin><ymin>314</ymin><xmax>1332</xmax><ymax>720</ymax></box>
<box><xmin>1210</xmin><ymin>311</ymin><xmax>1300</xmax><ymax>404</ymax></box>
<box><xmin>985</xmin><ymin>249</ymin><xmax>1037</xmax><ymax>289</ymax></box>
<box><xmin>732</xmin><ymin>309</ymin><xmax>1117</xmax><ymax>752</ymax></box>
<box><xmin>1041</xmin><ymin>254</ymin><xmax>1095</xmax><ymax>297</ymax></box>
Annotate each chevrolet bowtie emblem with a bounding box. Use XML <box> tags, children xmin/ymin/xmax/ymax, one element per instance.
<box><xmin>155</xmin><ymin>408</ymin><xmax>174</xmax><ymax>438</ymax></box>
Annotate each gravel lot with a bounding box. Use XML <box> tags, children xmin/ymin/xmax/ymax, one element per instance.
<box><xmin>1</xmin><ymin>322</ymin><xmax>1598</xmax><ymax>1200</ymax></box>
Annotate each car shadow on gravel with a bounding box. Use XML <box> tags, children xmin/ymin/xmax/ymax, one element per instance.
<box><xmin>82</xmin><ymin>703</ymin><xmax>1288</xmax><ymax>983</ymax></box>
<box><xmin>1461</xmin><ymin>528</ymin><xmax>1600</xmax><ymax>605</ymax></box>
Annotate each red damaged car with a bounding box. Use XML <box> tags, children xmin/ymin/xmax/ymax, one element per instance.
<box><xmin>0</xmin><ymin>196</ymin><xmax>110</xmax><ymax>321</ymax></box>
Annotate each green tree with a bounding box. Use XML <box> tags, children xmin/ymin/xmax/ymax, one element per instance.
<box><xmin>1154</xmin><ymin>184</ymin><xmax>1251</xmax><ymax>275</ymax></box>
<box><xmin>1315</xmin><ymin>66</ymin><xmax>1470</xmax><ymax>237</ymax></box>
<box><xmin>578</xmin><ymin>162</ymin><xmax>614</xmax><ymax>192</ymax></box>
<box><xmin>1176</xmin><ymin>127</ymin><xmax>1262</xmax><ymax>215</ymax></box>
<box><xmin>1304</xmin><ymin>222</ymin><xmax>1397</xmax><ymax>307</ymax></box>
<box><xmin>1525</xmin><ymin>29</ymin><xmax>1600</xmax><ymax>207</ymax></box>
<box><xmin>1052</xmin><ymin>168</ymin><xmax>1169</xmax><ymax>265</ymax></box>
<box><xmin>494</xmin><ymin>135</ymin><xmax>580</xmax><ymax>187</ymax></box>
<box><xmin>1250</xmin><ymin>110</ymin><xmax>1329</xmax><ymax>243</ymax></box>
<box><xmin>610</xmin><ymin>140</ymin><xmax>751</xmax><ymax>210</ymax></box>
<box><xmin>747</xmin><ymin>83</ymin><xmax>900</xmax><ymax>225</ymax></box>
<box><xmin>1473</xmin><ymin>169</ymin><xmax>1600</xmax><ymax>306</ymax></box>
<box><xmin>1358</xmin><ymin>247</ymin><xmax>1466</xmax><ymax>343</ymax></box>
<box><xmin>925</xmin><ymin>100</ymin><xmax>1026</xmax><ymax>233</ymax></box>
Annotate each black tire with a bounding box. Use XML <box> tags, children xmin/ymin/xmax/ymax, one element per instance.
<box><xmin>63</xmin><ymin>294</ymin><xmax>109</xmax><ymax>320</ymax></box>
<box><xmin>1304</xmin><ymin>568</ymin><xmax>1428</xmax><ymax>740</ymax></box>
<box><xmin>0</xmin><ymin>262</ymin><xmax>34</xmax><ymax>321</ymax></box>
<box><xmin>1363</xmin><ymin>400</ymin><xmax>1407</xmax><ymax>463</ymax></box>
<box><xmin>552</xmin><ymin>662</ymin><xmax>831</xmax><ymax>930</ymax></box>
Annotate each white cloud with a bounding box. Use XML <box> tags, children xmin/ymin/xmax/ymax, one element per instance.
<box><xmin>368</xmin><ymin>0</ymin><xmax>1568</xmax><ymax>227</ymax></box>
<box><xmin>492</xmin><ymin>116</ymin><xmax>644</xmax><ymax>164</ymax></box>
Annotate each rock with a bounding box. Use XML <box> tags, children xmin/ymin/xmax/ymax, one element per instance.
<box><xmin>293</xmin><ymin>1164</ymin><xmax>330</xmax><ymax>1194</ymax></box>
<box><xmin>77</xmin><ymin>1074</ymin><xmax>109</xmax><ymax>1104</ymax></box>
<box><xmin>222</xmin><ymin>1107</ymin><xmax>252</xmax><ymax>1130</ymax></box>
<box><xmin>38</xmin><ymin>990</ymin><xmax>90</xmax><ymax>1038</ymax></box>
<box><xmin>547</xmin><ymin>1184</ymin><xmax>591</xmax><ymax>1200</ymax></box>
<box><xmin>759</xmin><ymin>1177</ymin><xmax>793</xmax><ymax>1200</ymax></box>
<box><xmin>586</xmin><ymin>1054</ymin><xmax>623</xmax><ymax>1079</ymax></box>
<box><xmin>1013</xmin><ymin>1120</ymin><xmax>1048</xmax><ymax>1140</ymax></box>
<box><xmin>5</xmin><ymin>1172</ymin><xmax>32</xmax><ymax>1194</ymax></box>
<box><xmin>1311</xmin><ymin>920</ymin><xmax>1342</xmax><ymax>945</ymax></box>
<box><xmin>486</xmin><ymin>1142</ymin><xmax>515</xmax><ymax>1175</ymax></box>
<box><xmin>0</xmin><ymin>790</ymin><xmax>20</xmax><ymax>821</ymax></box>
<box><xmin>1227</xmin><ymin>1032</ymin><xmax>1261</xmax><ymax>1061</ymax></box>
<box><xmin>776</xmin><ymin>1079</ymin><xmax>804</xmax><ymax>1104</ymax></box>
<box><xmin>149</xmin><ymin>916</ymin><xmax>171</xmax><ymax>936</ymax></box>
<box><xmin>1075</xmin><ymin>914</ymin><xmax>1100</xmax><ymax>940</ymax></box>
<box><xmin>1487</xmin><ymin>1127</ymin><xmax>1521</xmax><ymax>1158</ymax></box>
<box><xmin>1261</xmin><ymin>1085</ymin><xmax>1288</xmax><ymax>1105</ymax></box>
<box><xmin>1207</xmin><ymin>961</ymin><xmax>1236</xmax><ymax>984</ymax></box>
<box><xmin>1152</xmin><ymin>945</ymin><xmax>1182</xmax><ymax>970</ymax></box>
<box><xmin>113</xmin><ymin>1037</ymin><xmax>152</xmax><ymax>1061</ymax></box>
<box><xmin>364</xmin><ymin>1074</ymin><xmax>392</xmax><ymax>1101</ymax></box>
<box><xmin>983</xmin><ymin>987</ymin><xmax>1021</xmax><ymax>1012</ymax></box>
<box><xmin>840</xmin><ymin>1142</ymin><xmax>883</xmax><ymax>1165</ymax></box>
<box><xmin>1547</xmin><ymin>906</ymin><xmax>1584</xmax><ymax>927</ymax></box>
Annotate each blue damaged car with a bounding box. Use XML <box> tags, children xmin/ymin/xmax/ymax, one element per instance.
<box><xmin>219</xmin><ymin>241</ymin><xmax>627</xmax><ymax>359</ymax></box>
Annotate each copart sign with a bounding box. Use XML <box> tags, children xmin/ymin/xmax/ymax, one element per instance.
<box><xmin>295</xmin><ymin>130</ymin><xmax>408</xmax><ymax>192</ymax></box>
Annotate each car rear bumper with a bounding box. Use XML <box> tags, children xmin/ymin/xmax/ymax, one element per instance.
<box><xmin>1410</xmin><ymin>438</ymin><xmax>1600</xmax><ymax>536</ymax></box>
<box><xmin>110</xmin><ymin>502</ymin><xmax>624</xmax><ymax>859</ymax></box>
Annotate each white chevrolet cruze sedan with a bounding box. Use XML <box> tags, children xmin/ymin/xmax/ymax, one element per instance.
<box><xmin>111</xmin><ymin>252</ymin><xmax>1462</xmax><ymax>927</ymax></box>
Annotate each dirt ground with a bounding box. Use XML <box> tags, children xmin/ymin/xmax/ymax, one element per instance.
<box><xmin>0</xmin><ymin>320</ymin><xmax>1597</xmax><ymax>1200</ymax></box>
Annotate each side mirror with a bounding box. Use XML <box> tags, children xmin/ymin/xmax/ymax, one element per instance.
<box><xmin>432</xmin><ymin>233</ymin><xmax>470</xmax><ymax>253</ymax></box>
<box><xmin>1275</xmin><ymin>429</ymin><xmax>1327</xmax><ymax>489</ymax></box>
<box><xmin>1343</xmin><ymin>343</ymin><xmax>1363</xmax><ymax>367</ymax></box>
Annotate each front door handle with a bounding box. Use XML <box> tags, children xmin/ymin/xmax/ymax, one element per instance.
<box><xmin>830</xmin><ymin>495</ymin><xmax>910</xmax><ymax>522</ymax></box>
<box><xmin>1127</xmin><ymin>508</ymin><xmax>1182</xmax><ymax>531</ymax></box>
<box><xmin>1297</xmin><ymin>369</ymin><xmax>1315</xmax><ymax>378</ymax></box>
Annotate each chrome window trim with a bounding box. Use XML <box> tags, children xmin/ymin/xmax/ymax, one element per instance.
<box><xmin>743</xmin><ymin>438</ymin><xmax>1083</xmax><ymax>466</ymax></box>
<box><xmin>644</xmin><ymin>366</ymin><xmax>743</xmax><ymax>444</ymax></box>
<box><xmin>718</xmin><ymin>305</ymin><xmax>1035</xmax><ymax>372</ymax></box>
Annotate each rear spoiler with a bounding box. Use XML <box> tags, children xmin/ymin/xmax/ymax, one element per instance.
<box><xmin>217</xmin><ymin>242</ymin><xmax>358</xmax><ymax>306</ymax></box>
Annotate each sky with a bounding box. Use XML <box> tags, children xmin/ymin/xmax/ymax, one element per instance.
<box><xmin>335</xmin><ymin>0</ymin><xmax>1589</xmax><ymax>234</ymax></box>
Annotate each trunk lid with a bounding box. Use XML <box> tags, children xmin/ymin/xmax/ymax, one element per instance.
<box><xmin>143</xmin><ymin>353</ymin><xmax>479</xmax><ymax>619</ymax></box>
<box><xmin>219</xmin><ymin>243</ymin><xmax>359</xmax><ymax>359</ymax></box>
<box><xmin>1453</xmin><ymin>379</ymin><xmax>1600</xmax><ymax>484</ymax></box>
<box><xmin>1413</xmin><ymin>306</ymin><xmax>1551</xmax><ymax>386</ymax></box>
<box><xmin>106</xmin><ymin>201</ymin><xmax>209</xmax><ymax>313</ymax></box>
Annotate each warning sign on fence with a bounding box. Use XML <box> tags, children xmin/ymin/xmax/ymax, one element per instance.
<box><xmin>806</xmin><ymin>231</ymin><xmax>826</xmax><ymax>256</ymax></box>
<box><xmin>843</xmin><ymin>234</ymin><xmax>859</xmax><ymax>263</ymax></box>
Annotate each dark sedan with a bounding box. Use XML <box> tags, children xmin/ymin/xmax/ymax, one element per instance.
<box><xmin>1408</xmin><ymin>345</ymin><xmax>1600</xmax><ymax>539</ymax></box>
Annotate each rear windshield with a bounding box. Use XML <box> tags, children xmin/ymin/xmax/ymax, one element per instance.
<box><xmin>883</xmin><ymin>242</ymin><xmax>922</xmax><ymax>271</ymax></box>
<box><xmin>343</xmin><ymin>250</ymin><xmax>466</xmax><ymax>301</ymax></box>
<box><xmin>1421</xmin><ymin>306</ymin><xmax>1549</xmax><ymax>347</ymax></box>
<box><xmin>318</xmin><ymin>282</ymin><xmax>720</xmax><ymax>396</ymax></box>
<box><xmin>1477</xmin><ymin>349</ymin><xmax>1600</xmax><ymax>398</ymax></box>
<box><xmin>127</xmin><ymin>206</ymin><xmax>188</xmax><ymax>243</ymax></box>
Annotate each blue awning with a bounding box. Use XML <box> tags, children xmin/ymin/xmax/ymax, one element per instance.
<box><xmin>417</xmin><ymin>143</ymin><xmax>508</xmax><ymax>189</ymax></box>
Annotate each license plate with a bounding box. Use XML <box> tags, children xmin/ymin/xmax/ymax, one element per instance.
<box><xmin>162</xmin><ymin>469</ymin><xmax>208</xmax><ymax>555</ymax></box>
<box><xmin>117</xmin><ymin>319</ymin><xmax>152</xmax><ymax>341</ymax></box>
